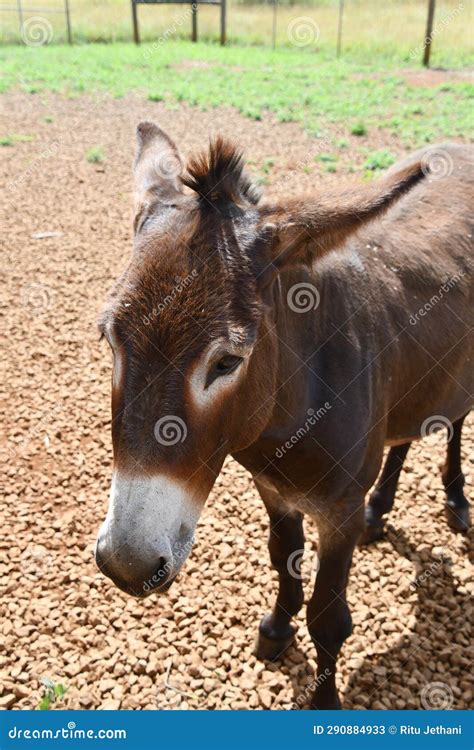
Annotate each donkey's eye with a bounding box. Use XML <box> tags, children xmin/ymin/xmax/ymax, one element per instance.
<box><xmin>205</xmin><ymin>354</ymin><xmax>244</xmax><ymax>389</ymax></box>
<box><xmin>215</xmin><ymin>355</ymin><xmax>243</xmax><ymax>375</ymax></box>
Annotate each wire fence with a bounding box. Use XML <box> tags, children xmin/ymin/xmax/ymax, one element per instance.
<box><xmin>0</xmin><ymin>0</ymin><xmax>471</xmax><ymax>67</ymax></box>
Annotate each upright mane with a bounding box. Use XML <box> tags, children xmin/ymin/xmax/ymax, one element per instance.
<box><xmin>181</xmin><ymin>136</ymin><xmax>261</xmax><ymax>207</ymax></box>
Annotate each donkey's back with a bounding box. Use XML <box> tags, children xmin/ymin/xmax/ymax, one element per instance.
<box><xmin>313</xmin><ymin>143</ymin><xmax>473</xmax><ymax>446</ymax></box>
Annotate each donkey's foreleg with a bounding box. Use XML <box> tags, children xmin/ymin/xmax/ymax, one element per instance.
<box><xmin>359</xmin><ymin>442</ymin><xmax>411</xmax><ymax>544</ymax></box>
<box><xmin>307</xmin><ymin>501</ymin><xmax>364</xmax><ymax>709</ymax></box>
<box><xmin>442</xmin><ymin>414</ymin><xmax>471</xmax><ymax>532</ymax></box>
<box><xmin>254</xmin><ymin>481</ymin><xmax>305</xmax><ymax>661</ymax></box>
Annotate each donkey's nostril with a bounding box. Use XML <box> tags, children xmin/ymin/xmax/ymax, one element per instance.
<box><xmin>144</xmin><ymin>556</ymin><xmax>172</xmax><ymax>592</ymax></box>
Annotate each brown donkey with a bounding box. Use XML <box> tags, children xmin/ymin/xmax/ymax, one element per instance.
<box><xmin>96</xmin><ymin>125</ymin><xmax>473</xmax><ymax>709</ymax></box>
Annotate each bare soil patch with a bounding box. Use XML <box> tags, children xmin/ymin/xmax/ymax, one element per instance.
<box><xmin>1</xmin><ymin>93</ymin><xmax>472</xmax><ymax>710</ymax></box>
<box><xmin>353</xmin><ymin>67</ymin><xmax>473</xmax><ymax>87</ymax></box>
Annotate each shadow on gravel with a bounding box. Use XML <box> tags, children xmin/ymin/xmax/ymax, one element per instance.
<box><xmin>266</xmin><ymin>525</ymin><xmax>472</xmax><ymax>710</ymax></box>
<box><xmin>342</xmin><ymin>526</ymin><xmax>472</xmax><ymax>710</ymax></box>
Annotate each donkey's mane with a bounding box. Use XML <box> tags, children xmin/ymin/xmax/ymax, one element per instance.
<box><xmin>181</xmin><ymin>136</ymin><xmax>260</xmax><ymax>207</ymax></box>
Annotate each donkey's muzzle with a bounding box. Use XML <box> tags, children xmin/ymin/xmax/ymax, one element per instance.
<box><xmin>95</xmin><ymin>536</ymin><xmax>175</xmax><ymax>597</ymax></box>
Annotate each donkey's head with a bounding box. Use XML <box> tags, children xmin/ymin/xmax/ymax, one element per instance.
<box><xmin>96</xmin><ymin>123</ymin><xmax>426</xmax><ymax>597</ymax></box>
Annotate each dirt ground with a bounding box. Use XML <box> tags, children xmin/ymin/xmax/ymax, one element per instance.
<box><xmin>1</xmin><ymin>93</ymin><xmax>472</xmax><ymax>711</ymax></box>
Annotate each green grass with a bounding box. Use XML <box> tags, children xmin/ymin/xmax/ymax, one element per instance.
<box><xmin>1</xmin><ymin>41</ymin><xmax>473</xmax><ymax>146</ymax></box>
<box><xmin>37</xmin><ymin>678</ymin><xmax>68</xmax><ymax>710</ymax></box>
<box><xmin>364</xmin><ymin>149</ymin><xmax>397</xmax><ymax>170</ymax></box>
<box><xmin>0</xmin><ymin>132</ymin><xmax>34</xmax><ymax>145</ymax></box>
<box><xmin>85</xmin><ymin>145</ymin><xmax>105</xmax><ymax>163</ymax></box>
<box><xmin>351</xmin><ymin>122</ymin><xmax>368</xmax><ymax>137</ymax></box>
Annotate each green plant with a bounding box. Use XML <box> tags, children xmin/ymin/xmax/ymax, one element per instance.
<box><xmin>148</xmin><ymin>93</ymin><xmax>164</xmax><ymax>102</ymax></box>
<box><xmin>37</xmin><ymin>678</ymin><xmax>68</xmax><ymax>710</ymax></box>
<box><xmin>364</xmin><ymin>149</ymin><xmax>396</xmax><ymax>170</ymax></box>
<box><xmin>262</xmin><ymin>158</ymin><xmax>274</xmax><ymax>174</ymax></box>
<box><xmin>318</xmin><ymin>153</ymin><xmax>337</xmax><ymax>163</ymax></box>
<box><xmin>86</xmin><ymin>146</ymin><xmax>104</xmax><ymax>163</ymax></box>
<box><xmin>1</xmin><ymin>136</ymin><xmax>13</xmax><ymax>146</ymax></box>
<box><xmin>351</xmin><ymin>122</ymin><xmax>367</xmax><ymax>137</ymax></box>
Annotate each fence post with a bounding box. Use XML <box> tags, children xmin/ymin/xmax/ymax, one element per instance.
<box><xmin>423</xmin><ymin>0</ymin><xmax>436</xmax><ymax>67</ymax></box>
<box><xmin>220</xmin><ymin>0</ymin><xmax>226</xmax><ymax>45</ymax></box>
<box><xmin>191</xmin><ymin>2</ymin><xmax>198</xmax><ymax>42</ymax></box>
<box><xmin>64</xmin><ymin>0</ymin><xmax>72</xmax><ymax>44</ymax></box>
<box><xmin>131</xmin><ymin>1</ymin><xmax>140</xmax><ymax>44</ymax></box>
<box><xmin>337</xmin><ymin>0</ymin><xmax>344</xmax><ymax>58</ymax></box>
<box><xmin>271</xmin><ymin>0</ymin><xmax>278</xmax><ymax>49</ymax></box>
<box><xmin>16</xmin><ymin>0</ymin><xmax>24</xmax><ymax>33</ymax></box>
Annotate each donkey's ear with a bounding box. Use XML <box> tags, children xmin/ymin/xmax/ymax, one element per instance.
<box><xmin>134</xmin><ymin>121</ymin><xmax>184</xmax><ymax>203</ymax></box>
<box><xmin>258</xmin><ymin>161</ymin><xmax>427</xmax><ymax>272</ymax></box>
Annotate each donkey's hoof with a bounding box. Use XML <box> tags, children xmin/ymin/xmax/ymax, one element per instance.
<box><xmin>254</xmin><ymin>614</ymin><xmax>296</xmax><ymax>662</ymax></box>
<box><xmin>445</xmin><ymin>502</ymin><xmax>471</xmax><ymax>532</ymax></box>
<box><xmin>358</xmin><ymin>521</ymin><xmax>384</xmax><ymax>546</ymax></box>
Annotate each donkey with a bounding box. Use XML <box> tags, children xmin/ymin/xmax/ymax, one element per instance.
<box><xmin>96</xmin><ymin>123</ymin><xmax>473</xmax><ymax>709</ymax></box>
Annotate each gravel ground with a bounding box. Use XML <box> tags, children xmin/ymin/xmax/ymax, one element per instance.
<box><xmin>1</xmin><ymin>93</ymin><xmax>472</xmax><ymax>710</ymax></box>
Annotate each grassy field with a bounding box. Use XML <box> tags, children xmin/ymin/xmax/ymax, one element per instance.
<box><xmin>1</xmin><ymin>40</ymin><xmax>473</xmax><ymax>148</ymax></box>
<box><xmin>0</xmin><ymin>0</ymin><xmax>473</xmax><ymax>64</ymax></box>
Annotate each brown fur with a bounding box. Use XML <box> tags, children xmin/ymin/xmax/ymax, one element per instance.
<box><xmin>97</xmin><ymin>127</ymin><xmax>473</xmax><ymax>709</ymax></box>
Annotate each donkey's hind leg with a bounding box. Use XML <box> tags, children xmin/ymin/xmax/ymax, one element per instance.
<box><xmin>254</xmin><ymin>480</ymin><xmax>305</xmax><ymax>662</ymax></box>
<box><xmin>443</xmin><ymin>414</ymin><xmax>471</xmax><ymax>532</ymax></box>
<box><xmin>359</xmin><ymin>442</ymin><xmax>411</xmax><ymax>545</ymax></box>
